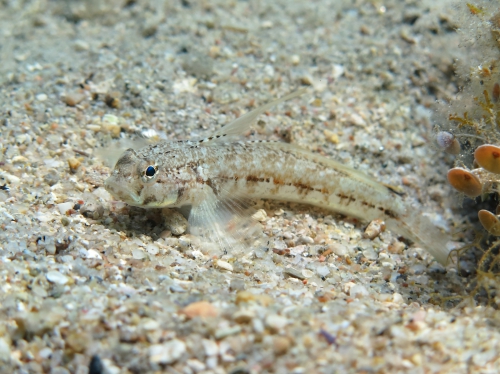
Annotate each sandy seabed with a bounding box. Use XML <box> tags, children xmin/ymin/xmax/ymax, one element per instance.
<box><xmin>1</xmin><ymin>0</ymin><xmax>499</xmax><ymax>373</ymax></box>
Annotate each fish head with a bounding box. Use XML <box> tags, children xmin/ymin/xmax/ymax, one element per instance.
<box><xmin>104</xmin><ymin>148</ymin><xmax>180</xmax><ymax>208</ymax></box>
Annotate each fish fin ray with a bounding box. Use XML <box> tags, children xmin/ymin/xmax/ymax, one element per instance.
<box><xmin>194</xmin><ymin>89</ymin><xmax>307</xmax><ymax>146</ymax></box>
<box><xmin>188</xmin><ymin>188</ymin><xmax>262</xmax><ymax>255</ymax></box>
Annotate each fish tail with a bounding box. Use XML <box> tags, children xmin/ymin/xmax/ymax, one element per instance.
<box><xmin>387</xmin><ymin>214</ymin><xmax>451</xmax><ymax>265</ymax></box>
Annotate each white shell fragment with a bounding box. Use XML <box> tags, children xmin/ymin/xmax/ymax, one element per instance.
<box><xmin>149</xmin><ymin>340</ymin><xmax>186</xmax><ymax>365</ymax></box>
<box><xmin>216</xmin><ymin>260</ymin><xmax>233</xmax><ymax>272</ymax></box>
<box><xmin>46</xmin><ymin>271</ymin><xmax>69</xmax><ymax>285</ymax></box>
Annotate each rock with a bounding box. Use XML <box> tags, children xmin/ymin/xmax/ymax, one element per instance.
<box><xmin>201</xmin><ymin>339</ymin><xmax>218</xmax><ymax>356</ymax></box>
<box><xmin>235</xmin><ymin>291</ymin><xmax>273</xmax><ymax>306</ymax></box>
<box><xmin>44</xmin><ymin>169</ymin><xmax>60</xmax><ymax>186</ymax></box>
<box><xmin>36</xmin><ymin>93</ymin><xmax>47</xmax><ymax>101</ymax></box>
<box><xmin>265</xmin><ymin>314</ymin><xmax>288</xmax><ymax>332</ymax></box>
<box><xmin>73</xmin><ymin>39</ymin><xmax>89</xmax><ymax>51</ymax></box>
<box><xmin>142</xmin><ymin>319</ymin><xmax>160</xmax><ymax>331</ymax></box>
<box><xmin>330</xmin><ymin>243</ymin><xmax>349</xmax><ymax>256</ymax></box>
<box><xmin>393</xmin><ymin>293</ymin><xmax>404</xmax><ymax>304</ymax></box>
<box><xmin>57</xmin><ymin>202</ymin><xmax>73</xmax><ymax>215</ymax></box>
<box><xmin>363</xmin><ymin>219</ymin><xmax>386</xmax><ymax>240</ymax></box>
<box><xmin>149</xmin><ymin>340</ymin><xmax>186</xmax><ymax>364</ymax></box>
<box><xmin>67</xmin><ymin>157</ymin><xmax>81</xmax><ymax>172</ymax></box>
<box><xmin>46</xmin><ymin>271</ymin><xmax>69</xmax><ymax>285</ymax></box>
<box><xmin>273</xmin><ymin>336</ymin><xmax>291</xmax><ymax>355</ymax></box>
<box><xmin>181</xmin><ymin>52</ymin><xmax>214</xmax><ymax>78</ymax></box>
<box><xmin>214</xmin><ymin>325</ymin><xmax>241</xmax><ymax>339</ymax></box>
<box><xmin>229</xmin><ymin>278</ymin><xmax>245</xmax><ymax>291</ymax></box>
<box><xmin>349</xmin><ymin>284</ymin><xmax>369</xmax><ymax>298</ymax></box>
<box><xmin>101</xmin><ymin>114</ymin><xmax>121</xmax><ymax>138</ymax></box>
<box><xmin>162</xmin><ymin>209</ymin><xmax>188</xmax><ymax>235</ymax></box>
<box><xmin>181</xmin><ymin>301</ymin><xmax>218</xmax><ymax>319</ymax></box>
<box><xmin>233</xmin><ymin>309</ymin><xmax>255</xmax><ymax>324</ymax></box>
<box><xmin>146</xmin><ymin>243</ymin><xmax>159</xmax><ymax>255</ymax></box>
<box><xmin>62</xmin><ymin>92</ymin><xmax>85</xmax><ymax>107</ymax></box>
<box><xmin>251</xmin><ymin>209</ymin><xmax>267</xmax><ymax>222</ymax></box>
<box><xmin>80</xmin><ymin>202</ymin><xmax>104</xmax><ymax>220</ymax></box>
<box><xmin>284</xmin><ymin>268</ymin><xmax>305</xmax><ymax>280</ymax></box>
<box><xmin>216</xmin><ymin>260</ymin><xmax>233</xmax><ymax>272</ymax></box>
<box><xmin>0</xmin><ymin>338</ymin><xmax>11</xmax><ymax>362</ymax></box>
<box><xmin>132</xmin><ymin>249</ymin><xmax>146</xmax><ymax>260</ymax></box>
<box><xmin>315</xmin><ymin>265</ymin><xmax>330</xmax><ymax>277</ymax></box>
<box><xmin>88</xmin><ymin>355</ymin><xmax>103</xmax><ymax>374</ymax></box>
<box><xmin>301</xmin><ymin>269</ymin><xmax>314</xmax><ymax>278</ymax></box>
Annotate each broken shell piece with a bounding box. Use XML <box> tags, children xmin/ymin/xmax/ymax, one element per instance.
<box><xmin>436</xmin><ymin>131</ymin><xmax>461</xmax><ymax>155</ymax></box>
<box><xmin>478</xmin><ymin>209</ymin><xmax>500</xmax><ymax>236</ymax></box>
<box><xmin>363</xmin><ymin>219</ymin><xmax>386</xmax><ymax>240</ymax></box>
<box><xmin>474</xmin><ymin>144</ymin><xmax>500</xmax><ymax>174</ymax></box>
<box><xmin>447</xmin><ymin>168</ymin><xmax>482</xmax><ymax>198</ymax></box>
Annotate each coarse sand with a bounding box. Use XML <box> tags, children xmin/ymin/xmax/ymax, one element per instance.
<box><xmin>1</xmin><ymin>1</ymin><xmax>499</xmax><ymax>373</ymax></box>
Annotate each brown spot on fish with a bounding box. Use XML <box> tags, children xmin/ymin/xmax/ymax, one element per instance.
<box><xmin>143</xmin><ymin>195</ymin><xmax>157</xmax><ymax>205</ymax></box>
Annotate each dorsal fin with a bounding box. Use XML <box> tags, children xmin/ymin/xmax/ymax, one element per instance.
<box><xmin>209</xmin><ymin>88</ymin><xmax>307</xmax><ymax>139</ymax></box>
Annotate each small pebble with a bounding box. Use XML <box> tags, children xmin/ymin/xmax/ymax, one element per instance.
<box><xmin>363</xmin><ymin>219</ymin><xmax>386</xmax><ymax>240</ymax></box>
<box><xmin>284</xmin><ymin>267</ymin><xmax>305</xmax><ymax>280</ymax></box>
<box><xmin>44</xmin><ymin>169</ymin><xmax>60</xmax><ymax>186</ymax></box>
<box><xmin>181</xmin><ymin>301</ymin><xmax>218</xmax><ymax>319</ymax></box>
<box><xmin>299</xmin><ymin>74</ymin><xmax>313</xmax><ymax>85</ymax></box>
<box><xmin>73</xmin><ymin>40</ymin><xmax>90</xmax><ymax>51</ymax></box>
<box><xmin>388</xmin><ymin>240</ymin><xmax>405</xmax><ymax>254</ymax></box>
<box><xmin>202</xmin><ymin>339</ymin><xmax>218</xmax><ymax>356</ymax></box>
<box><xmin>163</xmin><ymin>209</ymin><xmax>188</xmax><ymax>235</ymax></box>
<box><xmin>349</xmin><ymin>284</ymin><xmax>369</xmax><ymax>298</ymax></box>
<box><xmin>149</xmin><ymin>340</ymin><xmax>186</xmax><ymax>364</ymax></box>
<box><xmin>88</xmin><ymin>355</ymin><xmax>103</xmax><ymax>374</ymax></box>
<box><xmin>265</xmin><ymin>314</ymin><xmax>288</xmax><ymax>332</ymax></box>
<box><xmin>301</xmin><ymin>269</ymin><xmax>314</xmax><ymax>278</ymax></box>
<box><xmin>332</xmin><ymin>64</ymin><xmax>345</xmax><ymax>79</ymax></box>
<box><xmin>214</xmin><ymin>325</ymin><xmax>241</xmax><ymax>339</ymax></box>
<box><xmin>233</xmin><ymin>309</ymin><xmax>255</xmax><ymax>324</ymax></box>
<box><xmin>251</xmin><ymin>209</ymin><xmax>268</xmax><ymax>222</ymax></box>
<box><xmin>229</xmin><ymin>278</ymin><xmax>246</xmax><ymax>291</ymax></box>
<box><xmin>62</xmin><ymin>92</ymin><xmax>85</xmax><ymax>107</ymax></box>
<box><xmin>132</xmin><ymin>249</ymin><xmax>146</xmax><ymax>260</ymax></box>
<box><xmin>101</xmin><ymin>114</ymin><xmax>121</xmax><ymax>138</ymax></box>
<box><xmin>181</xmin><ymin>52</ymin><xmax>214</xmax><ymax>78</ymax></box>
<box><xmin>57</xmin><ymin>202</ymin><xmax>73</xmax><ymax>215</ymax></box>
<box><xmin>0</xmin><ymin>338</ymin><xmax>11</xmax><ymax>362</ymax></box>
<box><xmin>146</xmin><ymin>243</ymin><xmax>159</xmax><ymax>255</ymax></box>
<box><xmin>273</xmin><ymin>336</ymin><xmax>291</xmax><ymax>355</ymax></box>
<box><xmin>46</xmin><ymin>270</ymin><xmax>69</xmax><ymax>285</ymax></box>
<box><xmin>216</xmin><ymin>260</ymin><xmax>233</xmax><ymax>272</ymax></box>
<box><xmin>68</xmin><ymin>157</ymin><xmax>81</xmax><ymax>172</ymax></box>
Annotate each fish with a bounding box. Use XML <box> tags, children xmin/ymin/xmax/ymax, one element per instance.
<box><xmin>104</xmin><ymin>89</ymin><xmax>451</xmax><ymax>265</ymax></box>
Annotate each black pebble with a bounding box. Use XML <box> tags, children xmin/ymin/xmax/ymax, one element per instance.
<box><xmin>89</xmin><ymin>355</ymin><xmax>103</xmax><ymax>374</ymax></box>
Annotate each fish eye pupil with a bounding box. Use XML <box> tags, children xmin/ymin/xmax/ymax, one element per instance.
<box><xmin>145</xmin><ymin>166</ymin><xmax>156</xmax><ymax>177</ymax></box>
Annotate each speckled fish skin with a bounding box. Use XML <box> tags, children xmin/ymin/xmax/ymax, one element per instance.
<box><xmin>108</xmin><ymin>140</ymin><xmax>405</xmax><ymax>220</ymax></box>
<box><xmin>105</xmin><ymin>91</ymin><xmax>451</xmax><ymax>265</ymax></box>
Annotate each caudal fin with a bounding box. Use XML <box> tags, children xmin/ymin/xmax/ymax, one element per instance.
<box><xmin>387</xmin><ymin>214</ymin><xmax>451</xmax><ymax>265</ymax></box>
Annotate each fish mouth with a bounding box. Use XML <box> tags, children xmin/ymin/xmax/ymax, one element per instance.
<box><xmin>104</xmin><ymin>177</ymin><xmax>142</xmax><ymax>206</ymax></box>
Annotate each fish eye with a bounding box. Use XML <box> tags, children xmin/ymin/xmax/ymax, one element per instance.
<box><xmin>145</xmin><ymin>165</ymin><xmax>156</xmax><ymax>178</ymax></box>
